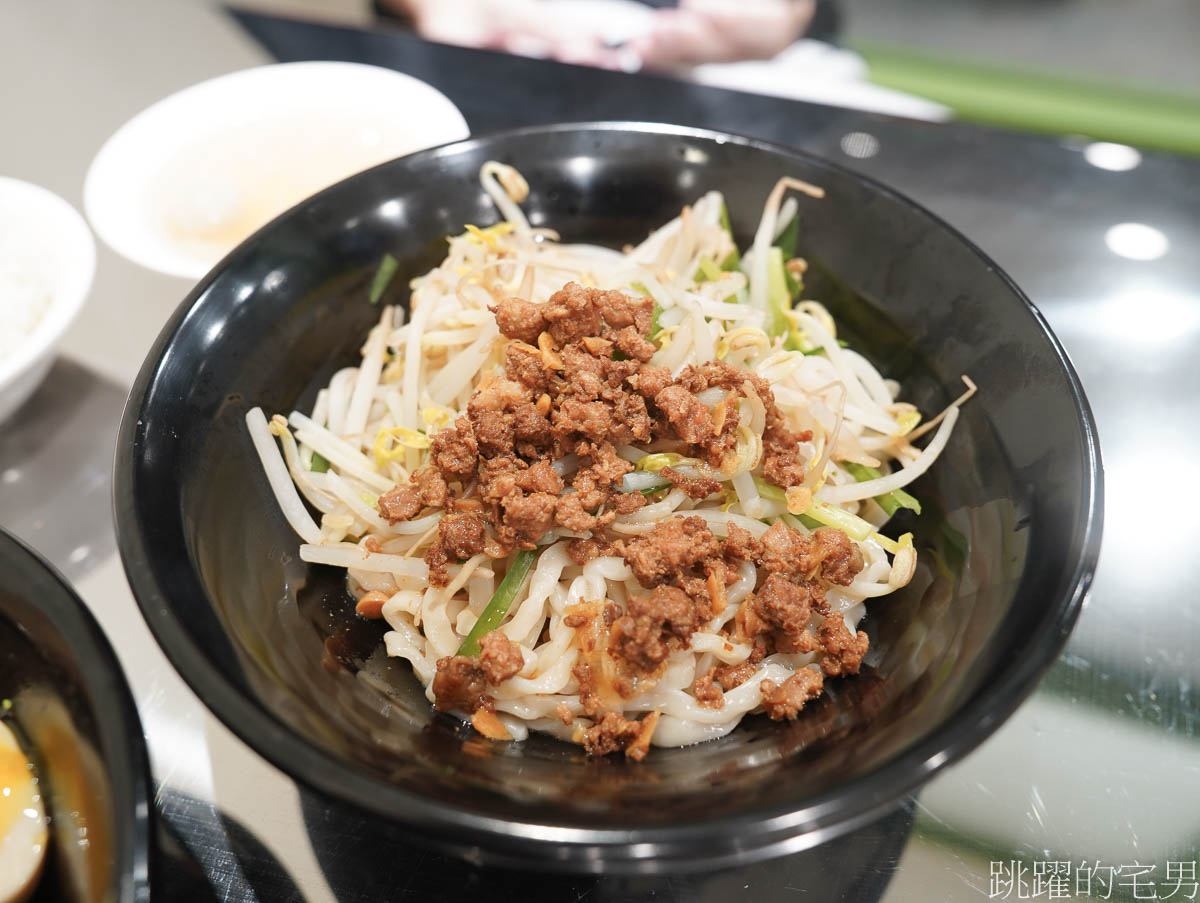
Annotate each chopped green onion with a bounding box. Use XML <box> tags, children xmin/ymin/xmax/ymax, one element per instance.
<box><xmin>804</xmin><ymin>499</ymin><xmax>875</xmax><ymax>541</ymax></box>
<box><xmin>718</xmin><ymin>202</ymin><xmax>741</xmax><ymax>271</ymax></box>
<box><xmin>457</xmin><ymin>549</ymin><xmax>539</xmax><ymax>656</ymax></box>
<box><xmin>843</xmin><ymin>461</ymin><xmax>881</xmax><ymax>482</ymax></box>
<box><xmin>694</xmin><ymin>255</ymin><xmax>738</xmax><ymax>302</ymax></box>
<box><xmin>773</xmin><ymin>211</ymin><xmax>801</xmax><ymax>298</ymax></box>
<box><xmin>765</xmin><ymin>246</ymin><xmax>791</xmax><ymax>339</ymax></box>
<box><xmin>694</xmin><ymin>255</ymin><xmax>723</xmax><ymax>283</ymax></box>
<box><xmin>309</xmin><ymin>451</ymin><xmax>330</xmax><ymax>473</ymax></box>
<box><xmin>843</xmin><ymin>462</ymin><xmax>922</xmax><ymax>516</ymax></box>
<box><xmin>719</xmin><ymin>201</ymin><xmax>734</xmax><ymax>235</ymax></box>
<box><xmin>757</xmin><ymin>475</ymin><xmax>873</xmax><ymax>540</ymax></box>
<box><xmin>640</xmin><ymin>484</ymin><xmax>670</xmax><ymax>497</ymax></box>
<box><xmin>751</xmin><ymin>474</ymin><xmax>786</xmax><ymax>503</ymax></box>
<box><xmin>773</xmin><ymin>211</ymin><xmax>799</xmax><ymax>260</ymax></box>
<box><xmin>784</xmin><ymin>269</ymin><xmax>802</xmax><ymax>302</ymax></box>
<box><xmin>368</xmin><ymin>253</ymin><xmax>399</xmax><ymax>304</ymax></box>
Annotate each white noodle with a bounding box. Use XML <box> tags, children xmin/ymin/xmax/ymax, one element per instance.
<box><xmin>299</xmin><ymin>543</ymin><xmax>429</xmax><ymax>578</ymax></box>
<box><xmin>247</xmin><ymin>169</ymin><xmax>966</xmax><ymax>757</ymax></box>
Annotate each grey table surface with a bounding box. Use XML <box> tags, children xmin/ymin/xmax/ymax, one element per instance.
<box><xmin>3</xmin><ymin>2</ymin><xmax>1199</xmax><ymax>900</ymax></box>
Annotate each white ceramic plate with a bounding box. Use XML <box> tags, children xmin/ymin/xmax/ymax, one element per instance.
<box><xmin>84</xmin><ymin>61</ymin><xmax>470</xmax><ymax>280</ymax></box>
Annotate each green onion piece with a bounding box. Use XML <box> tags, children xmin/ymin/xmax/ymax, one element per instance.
<box><xmin>765</xmin><ymin>246</ymin><xmax>791</xmax><ymax>339</ymax></box>
<box><xmin>773</xmin><ymin>212</ymin><xmax>799</xmax><ymax>260</ymax></box>
<box><xmin>784</xmin><ymin>269</ymin><xmax>802</xmax><ymax>301</ymax></box>
<box><xmin>843</xmin><ymin>461</ymin><xmax>881</xmax><ymax>482</ymax></box>
<box><xmin>640</xmin><ymin>483</ymin><xmax>671</xmax><ymax>496</ymax></box>
<box><xmin>769</xmin><ymin>212</ymin><xmax>805</xmax><ymax>329</ymax></box>
<box><xmin>784</xmin><ymin>326</ymin><xmax>808</xmax><ymax>354</ymax></box>
<box><xmin>650</xmin><ymin>304</ymin><xmax>662</xmax><ymax>338</ymax></box>
<box><xmin>719</xmin><ymin>200</ymin><xmax>734</xmax><ymax>235</ymax></box>
<box><xmin>309</xmin><ymin>451</ymin><xmax>330</xmax><ymax>473</ymax></box>
<box><xmin>843</xmin><ymin>462</ymin><xmax>922</xmax><ymax>516</ymax></box>
<box><xmin>695</xmin><ymin>255</ymin><xmax>739</xmax><ymax>303</ymax></box>
<box><xmin>755</xmin><ymin>475</ymin><xmax>873</xmax><ymax>539</ymax></box>
<box><xmin>751</xmin><ymin>474</ymin><xmax>787</xmax><ymax>503</ymax></box>
<box><xmin>368</xmin><ymin>253</ymin><xmax>400</xmax><ymax>304</ymax></box>
<box><xmin>881</xmin><ymin>489</ymin><xmax>921</xmax><ymax>517</ymax></box>
<box><xmin>804</xmin><ymin>499</ymin><xmax>875</xmax><ymax>541</ymax></box>
<box><xmin>694</xmin><ymin>255</ymin><xmax>723</xmax><ymax>283</ymax></box>
<box><xmin>718</xmin><ymin>202</ymin><xmax>741</xmax><ymax>271</ymax></box>
<box><xmin>457</xmin><ymin>549</ymin><xmax>539</xmax><ymax>656</ymax></box>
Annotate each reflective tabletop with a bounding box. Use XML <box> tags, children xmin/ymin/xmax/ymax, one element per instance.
<box><xmin>3</xmin><ymin>3</ymin><xmax>1198</xmax><ymax>901</ymax></box>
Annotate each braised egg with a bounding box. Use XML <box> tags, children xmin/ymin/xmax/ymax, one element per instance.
<box><xmin>0</xmin><ymin>719</ymin><xmax>47</xmax><ymax>903</ymax></box>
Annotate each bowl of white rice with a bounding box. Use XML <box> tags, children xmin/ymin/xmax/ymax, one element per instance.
<box><xmin>0</xmin><ymin>177</ymin><xmax>96</xmax><ymax>423</ymax></box>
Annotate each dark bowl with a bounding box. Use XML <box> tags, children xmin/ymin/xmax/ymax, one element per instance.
<box><xmin>0</xmin><ymin>528</ymin><xmax>153</xmax><ymax>901</ymax></box>
<box><xmin>114</xmin><ymin>122</ymin><xmax>1101</xmax><ymax>873</ymax></box>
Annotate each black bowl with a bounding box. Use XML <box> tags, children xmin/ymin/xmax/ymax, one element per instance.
<box><xmin>0</xmin><ymin>529</ymin><xmax>153</xmax><ymax>901</ymax></box>
<box><xmin>114</xmin><ymin>122</ymin><xmax>1101</xmax><ymax>873</ymax></box>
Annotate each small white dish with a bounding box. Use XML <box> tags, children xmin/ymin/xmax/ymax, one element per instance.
<box><xmin>0</xmin><ymin>177</ymin><xmax>96</xmax><ymax>424</ymax></box>
<box><xmin>84</xmin><ymin>61</ymin><xmax>470</xmax><ymax>280</ymax></box>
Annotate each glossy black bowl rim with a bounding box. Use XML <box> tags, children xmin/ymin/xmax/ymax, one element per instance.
<box><xmin>114</xmin><ymin>121</ymin><xmax>1103</xmax><ymax>872</ymax></box>
<box><xmin>0</xmin><ymin>527</ymin><xmax>154</xmax><ymax>899</ymax></box>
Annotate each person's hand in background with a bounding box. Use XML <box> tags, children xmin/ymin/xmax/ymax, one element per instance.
<box><xmin>382</xmin><ymin>0</ymin><xmax>618</xmax><ymax>66</ymax></box>
<box><xmin>630</xmin><ymin>0</ymin><xmax>816</xmax><ymax>71</ymax></box>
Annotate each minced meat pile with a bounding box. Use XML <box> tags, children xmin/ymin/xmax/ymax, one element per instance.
<box><xmin>376</xmin><ymin>282</ymin><xmax>869</xmax><ymax>756</ymax></box>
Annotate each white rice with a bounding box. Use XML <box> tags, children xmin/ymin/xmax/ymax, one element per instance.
<box><xmin>0</xmin><ymin>223</ymin><xmax>56</xmax><ymax>362</ymax></box>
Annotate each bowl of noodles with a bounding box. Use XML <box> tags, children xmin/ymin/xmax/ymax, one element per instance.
<box><xmin>114</xmin><ymin>122</ymin><xmax>1101</xmax><ymax>872</ymax></box>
